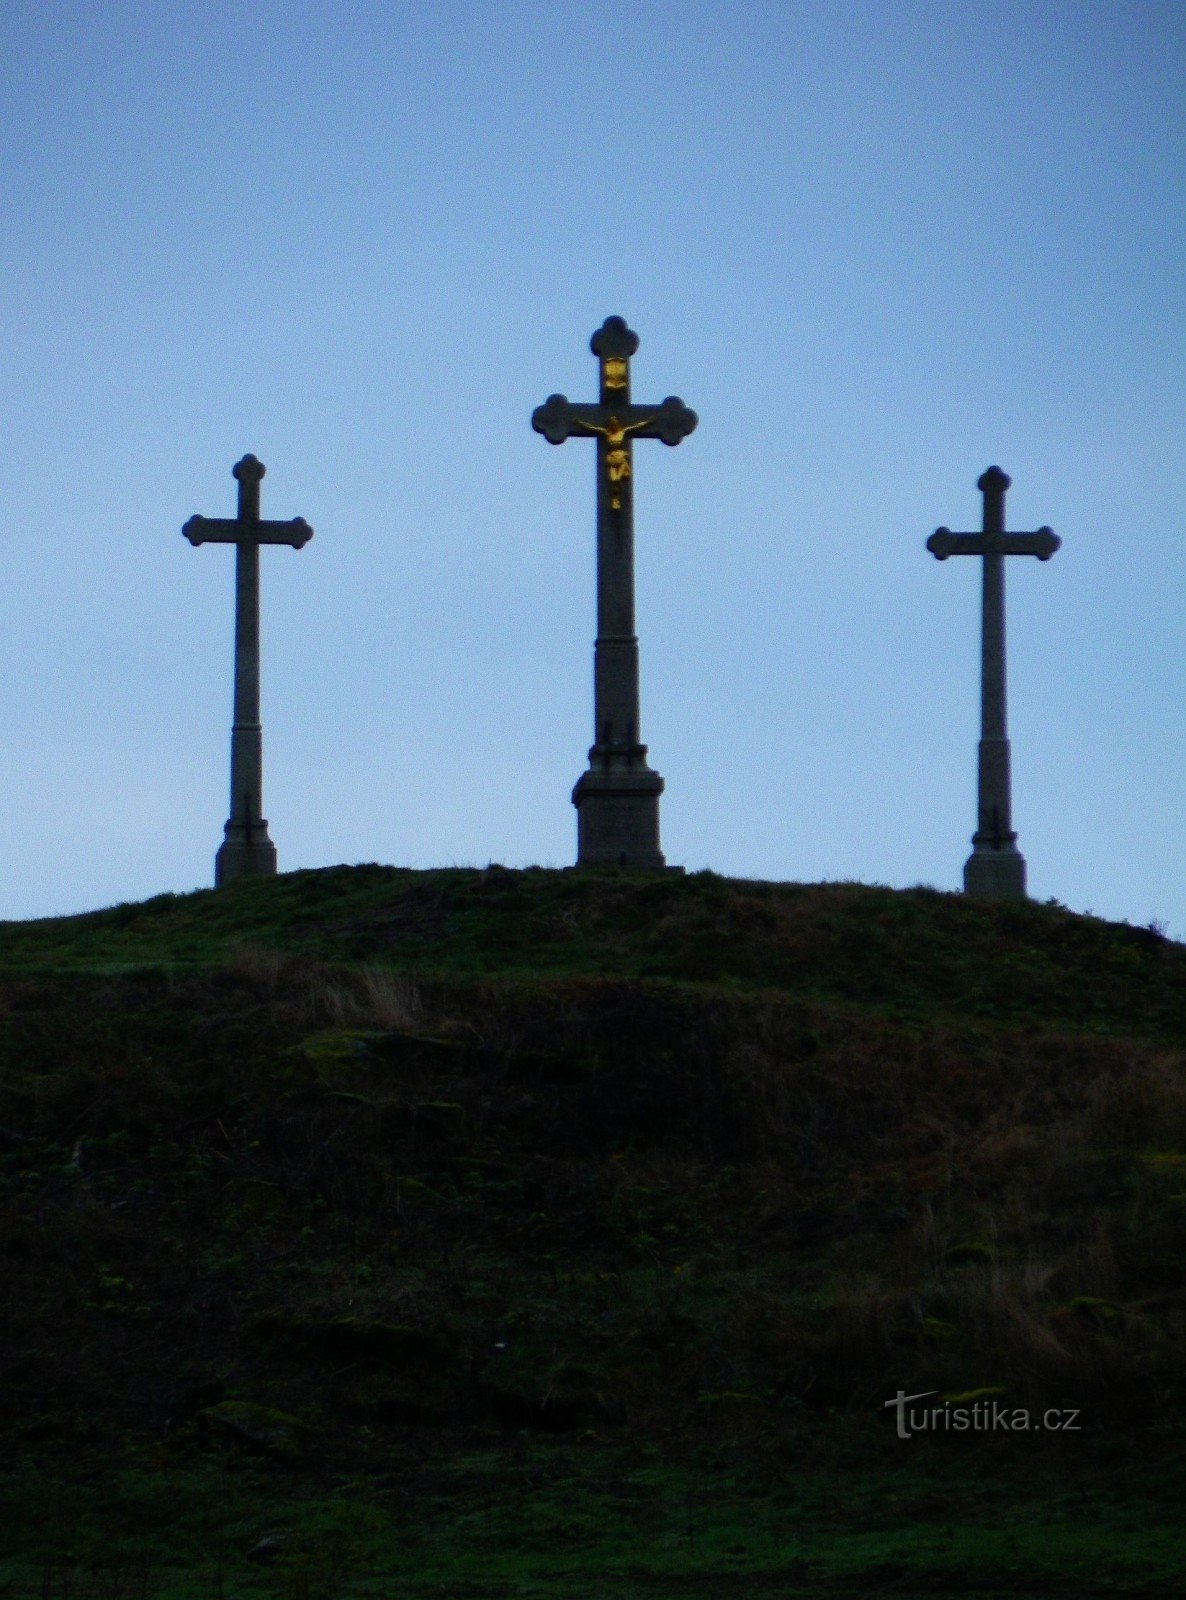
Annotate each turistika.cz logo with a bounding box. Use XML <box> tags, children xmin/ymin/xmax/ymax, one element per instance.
<box><xmin>884</xmin><ymin>1389</ymin><xmax>1081</xmax><ymax>1439</ymax></box>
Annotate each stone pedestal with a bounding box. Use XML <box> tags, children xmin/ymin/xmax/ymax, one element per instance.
<box><xmin>963</xmin><ymin>731</ymin><xmax>1025</xmax><ymax>900</ymax></box>
<box><xmin>215</xmin><ymin>826</ymin><xmax>278</xmax><ymax>886</ymax></box>
<box><xmin>572</xmin><ymin>763</ymin><xmax>665</xmax><ymax>869</ymax></box>
<box><xmin>964</xmin><ymin>845</ymin><xmax>1026</xmax><ymax>899</ymax></box>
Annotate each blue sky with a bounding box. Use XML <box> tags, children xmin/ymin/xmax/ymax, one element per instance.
<box><xmin>2</xmin><ymin>0</ymin><xmax>1184</xmax><ymax>932</ymax></box>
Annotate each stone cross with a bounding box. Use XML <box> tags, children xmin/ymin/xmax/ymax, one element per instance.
<box><xmin>183</xmin><ymin>455</ymin><xmax>312</xmax><ymax>886</ymax></box>
<box><xmin>927</xmin><ymin>466</ymin><xmax>1059</xmax><ymax>900</ymax></box>
<box><xmin>533</xmin><ymin>316</ymin><xmax>696</xmax><ymax>868</ymax></box>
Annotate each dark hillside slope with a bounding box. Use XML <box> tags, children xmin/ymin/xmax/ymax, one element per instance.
<box><xmin>2</xmin><ymin>868</ymin><xmax>1185</xmax><ymax>1595</ymax></box>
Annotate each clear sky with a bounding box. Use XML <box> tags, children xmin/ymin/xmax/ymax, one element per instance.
<box><xmin>2</xmin><ymin>0</ymin><xmax>1184</xmax><ymax>932</ymax></box>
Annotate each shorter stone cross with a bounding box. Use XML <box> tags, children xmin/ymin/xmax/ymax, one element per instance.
<box><xmin>184</xmin><ymin>455</ymin><xmax>312</xmax><ymax>886</ymax></box>
<box><xmin>533</xmin><ymin>315</ymin><xmax>696</xmax><ymax>869</ymax></box>
<box><xmin>927</xmin><ymin>466</ymin><xmax>1059</xmax><ymax>900</ymax></box>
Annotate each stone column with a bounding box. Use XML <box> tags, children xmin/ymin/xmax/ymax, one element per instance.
<box><xmin>215</xmin><ymin>457</ymin><xmax>277</xmax><ymax>884</ymax></box>
<box><xmin>572</xmin><ymin>322</ymin><xmax>665</xmax><ymax>869</ymax></box>
<box><xmin>965</xmin><ymin>466</ymin><xmax>1024</xmax><ymax>898</ymax></box>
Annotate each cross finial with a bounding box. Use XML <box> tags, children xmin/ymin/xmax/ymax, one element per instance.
<box><xmin>590</xmin><ymin>316</ymin><xmax>640</xmax><ymax>360</ymax></box>
<box><xmin>978</xmin><ymin>465</ymin><xmax>1011</xmax><ymax>494</ymax></box>
<box><xmin>232</xmin><ymin>454</ymin><xmax>265</xmax><ymax>521</ymax></box>
<box><xmin>233</xmin><ymin>454</ymin><xmax>266</xmax><ymax>486</ymax></box>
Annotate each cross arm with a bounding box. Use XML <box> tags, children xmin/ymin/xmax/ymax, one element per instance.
<box><xmin>532</xmin><ymin>394</ymin><xmax>698</xmax><ymax>446</ymax></box>
<box><xmin>927</xmin><ymin>526</ymin><xmax>1059</xmax><ymax>561</ymax></box>
<box><xmin>183</xmin><ymin>515</ymin><xmax>314</xmax><ymax>548</ymax></box>
<box><xmin>1008</xmin><ymin>527</ymin><xmax>1059</xmax><ymax>559</ymax></box>
<box><xmin>927</xmin><ymin>529</ymin><xmax>987</xmax><ymax>560</ymax></box>
<box><xmin>630</xmin><ymin>396</ymin><xmax>698</xmax><ymax>445</ymax></box>
<box><xmin>532</xmin><ymin>395</ymin><xmax>597</xmax><ymax>444</ymax></box>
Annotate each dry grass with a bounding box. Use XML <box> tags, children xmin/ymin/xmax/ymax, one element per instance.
<box><xmin>226</xmin><ymin>945</ymin><xmax>425</xmax><ymax>1032</ymax></box>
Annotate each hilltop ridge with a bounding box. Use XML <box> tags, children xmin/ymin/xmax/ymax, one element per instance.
<box><xmin>4</xmin><ymin>864</ymin><xmax>1184</xmax><ymax>1040</ymax></box>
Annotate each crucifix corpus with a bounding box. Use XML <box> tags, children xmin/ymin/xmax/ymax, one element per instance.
<box><xmin>533</xmin><ymin>316</ymin><xmax>697</xmax><ymax>868</ymax></box>
<box><xmin>927</xmin><ymin>466</ymin><xmax>1059</xmax><ymax>900</ymax></box>
<box><xmin>184</xmin><ymin>455</ymin><xmax>313</xmax><ymax>886</ymax></box>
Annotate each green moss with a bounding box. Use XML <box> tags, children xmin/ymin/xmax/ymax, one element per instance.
<box><xmin>922</xmin><ymin>1316</ymin><xmax>958</xmax><ymax>1341</ymax></box>
<box><xmin>943</xmin><ymin>1241</ymin><xmax>995</xmax><ymax>1265</ymax></box>
<box><xmin>196</xmin><ymin>1400</ymin><xmax>315</xmax><ymax>1464</ymax></box>
<box><xmin>1066</xmin><ymin>1295</ymin><xmax>1123</xmax><ymax>1320</ymax></box>
<box><xmin>1142</xmin><ymin>1149</ymin><xmax>1186</xmax><ymax>1179</ymax></box>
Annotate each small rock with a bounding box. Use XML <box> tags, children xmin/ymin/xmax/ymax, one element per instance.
<box><xmin>247</xmin><ymin>1532</ymin><xmax>288</xmax><ymax>1563</ymax></box>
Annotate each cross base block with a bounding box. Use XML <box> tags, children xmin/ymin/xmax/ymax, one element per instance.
<box><xmin>964</xmin><ymin>846</ymin><xmax>1026</xmax><ymax>901</ymax></box>
<box><xmin>572</xmin><ymin>767</ymin><xmax>668</xmax><ymax>870</ymax></box>
<box><xmin>215</xmin><ymin>824</ymin><xmax>278</xmax><ymax>886</ymax></box>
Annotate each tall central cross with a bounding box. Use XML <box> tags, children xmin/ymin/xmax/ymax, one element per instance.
<box><xmin>927</xmin><ymin>466</ymin><xmax>1059</xmax><ymax>900</ymax></box>
<box><xmin>184</xmin><ymin>455</ymin><xmax>313</xmax><ymax>886</ymax></box>
<box><xmin>533</xmin><ymin>316</ymin><xmax>697</xmax><ymax>868</ymax></box>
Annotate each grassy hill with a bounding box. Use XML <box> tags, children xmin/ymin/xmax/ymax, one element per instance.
<box><xmin>3</xmin><ymin>866</ymin><xmax>1186</xmax><ymax>1597</ymax></box>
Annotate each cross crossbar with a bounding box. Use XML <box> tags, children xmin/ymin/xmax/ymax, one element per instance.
<box><xmin>927</xmin><ymin>527</ymin><xmax>1059</xmax><ymax>561</ymax></box>
<box><xmin>183</xmin><ymin>516</ymin><xmax>313</xmax><ymax>547</ymax></box>
<box><xmin>533</xmin><ymin>395</ymin><xmax>697</xmax><ymax>448</ymax></box>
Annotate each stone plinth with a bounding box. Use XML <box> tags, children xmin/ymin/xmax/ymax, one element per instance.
<box><xmin>572</xmin><ymin>765</ymin><xmax>666</xmax><ymax>869</ymax></box>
